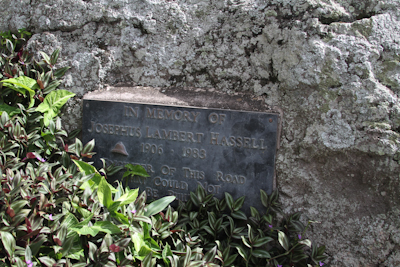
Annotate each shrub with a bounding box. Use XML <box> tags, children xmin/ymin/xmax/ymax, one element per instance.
<box><xmin>0</xmin><ymin>29</ymin><xmax>221</xmax><ymax>267</ymax></box>
<box><xmin>175</xmin><ymin>186</ymin><xmax>327</xmax><ymax>267</ymax></box>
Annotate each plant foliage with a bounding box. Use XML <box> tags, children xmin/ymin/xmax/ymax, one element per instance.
<box><xmin>175</xmin><ymin>186</ymin><xmax>327</xmax><ymax>267</ymax></box>
<box><xmin>0</xmin><ymin>29</ymin><xmax>222</xmax><ymax>267</ymax></box>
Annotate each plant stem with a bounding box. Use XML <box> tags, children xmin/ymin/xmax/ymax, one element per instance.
<box><xmin>268</xmin><ymin>243</ymin><xmax>300</xmax><ymax>261</ymax></box>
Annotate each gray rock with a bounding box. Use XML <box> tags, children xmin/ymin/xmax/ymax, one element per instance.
<box><xmin>2</xmin><ymin>0</ymin><xmax>400</xmax><ymax>265</ymax></box>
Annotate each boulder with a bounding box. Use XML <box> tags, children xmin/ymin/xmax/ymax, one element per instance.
<box><xmin>2</xmin><ymin>0</ymin><xmax>400</xmax><ymax>265</ymax></box>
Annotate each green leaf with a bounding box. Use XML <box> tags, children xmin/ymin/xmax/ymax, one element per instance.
<box><xmin>61</xmin><ymin>213</ymin><xmax>79</xmax><ymax>229</ymax></box>
<box><xmin>204</xmin><ymin>246</ymin><xmax>217</xmax><ymax>263</ymax></box>
<box><xmin>214</xmin><ymin>217</ymin><xmax>223</xmax><ymax>233</ymax></box>
<box><xmin>0</xmin><ymin>231</ymin><xmax>15</xmax><ymax>258</ymax></box>
<box><xmin>53</xmin><ymin>66</ymin><xmax>70</xmax><ymax>78</ymax></box>
<box><xmin>74</xmin><ymin>159</ymin><xmax>99</xmax><ymax>176</ymax></box>
<box><xmin>75</xmin><ymin>138</ymin><xmax>83</xmax><ymax>156</ymax></box>
<box><xmin>71</xmin><ymin>203</ymin><xmax>93</xmax><ymax>219</ymax></box>
<box><xmin>71</xmin><ymin>221</ymin><xmax>122</xmax><ymax>236</ymax></box>
<box><xmin>250</xmin><ymin>207</ymin><xmax>260</xmax><ymax>218</ymax></box>
<box><xmin>317</xmin><ymin>245</ymin><xmax>326</xmax><ymax>256</ymax></box>
<box><xmin>299</xmin><ymin>239</ymin><xmax>312</xmax><ymax>248</ymax></box>
<box><xmin>162</xmin><ymin>243</ymin><xmax>173</xmax><ymax>265</ymax></box>
<box><xmin>2</xmin><ymin>76</ymin><xmax>36</xmax><ymax>93</ymax></box>
<box><xmin>36</xmin><ymin>89</ymin><xmax>75</xmax><ymax>126</ymax></box>
<box><xmin>291</xmin><ymin>251</ymin><xmax>309</xmax><ymax>263</ymax></box>
<box><xmin>88</xmin><ymin>242</ymin><xmax>97</xmax><ymax>261</ymax></box>
<box><xmin>252</xmin><ymin>236</ymin><xmax>274</xmax><ymax>247</ymax></box>
<box><xmin>241</xmin><ymin>236</ymin><xmax>251</xmax><ymax>248</ymax></box>
<box><xmin>116</xmin><ymin>188</ymin><xmax>139</xmax><ymax>205</ymax></box>
<box><xmin>1</xmin><ymin>76</ymin><xmax>38</xmax><ymax>108</ymax></box>
<box><xmin>231</xmin><ymin>210</ymin><xmax>247</xmax><ymax>220</ymax></box>
<box><xmin>50</xmin><ymin>49</ymin><xmax>60</xmax><ymax>66</ymax></box>
<box><xmin>82</xmin><ymin>139</ymin><xmax>95</xmax><ymax>154</ymax></box>
<box><xmin>66</xmin><ymin>249</ymin><xmax>84</xmax><ymax>260</ymax></box>
<box><xmin>202</xmin><ymin>225</ymin><xmax>214</xmax><ymax>235</ymax></box>
<box><xmin>13</xmin><ymin>258</ymin><xmax>25</xmax><ymax>267</ymax></box>
<box><xmin>98</xmin><ymin>177</ymin><xmax>113</xmax><ymax>209</ymax></box>
<box><xmin>72</xmin><ymin>226</ymin><xmax>98</xmax><ymax>236</ymax></box>
<box><xmin>25</xmin><ymin>246</ymin><xmax>32</xmax><ymax>263</ymax></box>
<box><xmin>196</xmin><ymin>185</ymin><xmax>206</xmax><ymax>202</ymax></box>
<box><xmin>247</xmin><ymin>224</ymin><xmax>254</xmax><ymax>243</ymax></box>
<box><xmin>40</xmin><ymin>51</ymin><xmax>51</xmax><ymax>64</ymax></box>
<box><xmin>10</xmin><ymin>200</ymin><xmax>28</xmax><ymax>213</ymax></box>
<box><xmin>43</xmin><ymin>80</ymin><xmax>61</xmax><ymax>94</ymax></box>
<box><xmin>74</xmin><ymin>160</ymin><xmax>117</xmax><ymax>192</ymax></box>
<box><xmin>30</xmin><ymin>235</ymin><xmax>47</xmax><ymax>256</ymax></box>
<box><xmin>132</xmin><ymin>215</ymin><xmax>152</xmax><ymax>225</ymax></box>
<box><xmin>61</xmin><ymin>236</ymin><xmax>75</xmax><ymax>256</ymax></box>
<box><xmin>314</xmin><ymin>255</ymin><xmax>328</xmax><ymax>262</ymax></box>
<box><xmin>73</xmin><ymin>213</ymin><xmax>94</xmax><ymax>228</ymax></box>
<box><xmin>236</xmin><ymin>246</ymin><xmax>247</xmax><ymax>261</ymax></box>
<box><xmin>5</xmin><ymin>39</ymin><xmax>14</xmax><ymax>53</ymax></box>
<box><xmin>131</xmin><ymin>232</ymin><xmax>150</xmax><ymax>255</ymax></box>
<box><xmin>251</xmin><ymin>249</ymin><xmax>271</xmax><ymax>258</ymax></box>
<box><xmin>208</xmin><ymin>212</ymin><xmax>216</xmax><ymax>230</ymax></box>
<box><xmin>39</xmin><ymin>256</ymin><xmax>56</xmax><ymax>267</ymax></box>
<box><xmin>111</xmin><ymin>211</ymin><xmax>129</xmax><ymax>225</ymax></box>
<box><xmin>233</xmin><ymin>196</ymin><xmax>245</xmax><ymax>211</ymax></box>
<box><xmin>270</xmin><ymin>190</ymin><xmax>279</xmax><ymax>203</ymax></box>
<box><xmin>278</xmin><ymin>230</ymin><xmax>290</xmax><ymax>251</ymax></box>
<box><xmin>224</xmin><ymin>254</ymin><xmax>238</xmax><ymax>266</ymax></box>
<box><xmin>260</xmin><ymin>189</ymin><xmax>269</xmax><ymax>208</ymax></box>
<box><xmin>0</xmin><ymin>104</ymin><xmax>21</xmax><ymax>116</ymax></box>
<box><xmin>108</xmin><ymin>201</ymin><xmax>121</xmax><ymax>213</ymax></box>
<box><xmin>144</xmin><ymin>196</ymin><xmax>175</xmax><ymax>217</ymax></box>
<box><xmin>225</xmin><ymin>192</ymin><xmax>234</xmax><ymax>211</ymax></box>
<box><xmin>167</xmin><ymin>255</ymin><xmax>179</xmax><ymax>267</ymax></box>
<box><xmin>183</xmin><ymin>246</ymin><xmax>192</xmax><ymax>267</ymax></box>
<box><xmin>190</xmin><ymin>192</ymin><xmax>200</xmax><ymax>207</ymax></box>
<box><xmin>123</xmin><ymin>164</ymin><xmax>149</xmax><ymax>178</ymax></box>
<box><xmin>142</xmin><ymin>252</ymin><xmax>154</xmax><ymax>267</ymax></box>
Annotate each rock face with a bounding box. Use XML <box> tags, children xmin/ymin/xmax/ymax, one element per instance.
<box><xmin>2</xmin><ymin>0</ymin><xmax>400</xmax><ymax>265</ymax></box>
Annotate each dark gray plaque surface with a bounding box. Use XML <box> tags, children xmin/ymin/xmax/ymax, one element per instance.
<box><xmin>82</xmin><ymin>99</ymin><xmax>278</xmax><ymax>211</ymax></box>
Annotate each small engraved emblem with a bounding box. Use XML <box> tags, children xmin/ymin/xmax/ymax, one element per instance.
<box><xmin>111</xmin><ymin>141</ymin><xmax>129</xmax><ymax>156</ymax></box>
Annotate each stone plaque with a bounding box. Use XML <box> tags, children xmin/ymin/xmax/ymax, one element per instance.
<box><xmin>82</xmin><ymin>98</ymin><xmax>278</xmax><ymax>211</ymax></box>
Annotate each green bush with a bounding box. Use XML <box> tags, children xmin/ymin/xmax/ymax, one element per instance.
<box><xmin>0</xmin><ymin>30</ymin><xmax>327</xmax><ymax>267</ymax></box>
<box><xmin>176</xmin><ymin>186</ymin><xmax>327</xmax><ymax>267</ymax></box>
<box><xmin>0</xmin><ymin>29</ymin><xmax>222</xmax><ymax>267</ymax></box>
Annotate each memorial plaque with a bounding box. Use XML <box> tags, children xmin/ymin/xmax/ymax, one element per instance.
<box><xmin>82</xmin><ymin>97</ymin><xmax>278</xmax><ymax>211</ymax></box>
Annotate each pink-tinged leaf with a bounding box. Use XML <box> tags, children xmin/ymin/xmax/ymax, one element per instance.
<box><xmin>20</xmin><ymin>229</ymin><xmax>41</xmax><ymax>240</ymax></box>
<box><xmin>170</xmin><ymin>229</ymin><xmax>183</xmax><ymax>233</ymax></box>
<box><xmin>53</xmin><ymin>236</ymin><xmax>62</xmax><ymax>246</ymax></box>
<box><xmin>29</xmin><ymin>197</ymin><xmax>37</xmax><ymax>205</ymax></box>
<box><xmin>6</xmin><ymin>207</ymin><xmax>15</xmax><ymax>218</ymax></box>
<box><xmin>109</xmin><ymin>244</ymin><xmax>120</xmax><ymax>252</ymax></box>
<box><xmin>26</xmin><ymin>152</ymin><xmax>36</xmax><ymax>159</ymax></box>
<box><xmin>81</xmin><ymin>153</ymin><xmax>92</xmax><ymax>158</ymax></box>
<box><xmin>25</xmin><ymin>218</ymin><xmax>32</xmax><ymax>233</ymax></box>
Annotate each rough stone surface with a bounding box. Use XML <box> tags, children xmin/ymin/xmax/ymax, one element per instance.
<box><xmin>2</xmin><ymin>0</ymin><xmax>400</xmax><ymax>265</ymax></box>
